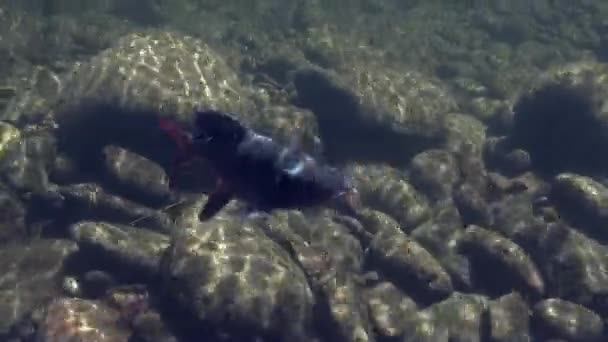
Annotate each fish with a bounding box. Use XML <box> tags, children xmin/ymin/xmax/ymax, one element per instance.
<box><xmin>159</xmin><ymin>110</ymin><xmax>360</xmax><ymax>221</ymax></box>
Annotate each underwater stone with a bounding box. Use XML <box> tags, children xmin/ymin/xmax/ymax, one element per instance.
<box><xmin>0</xmin><ymin>239</ymin><xmax>79</xmax><ymax>335</ymax></box>
<box><xmin>509</xmin><ymin>59</ymin><xmax>608</xmax><ymax>175</ymax></box>
<box><xmin>292</xmin><ymin>65</ymin><xmax>450</xmax><ymax>164</ymax></box>
<box><xmin>45</xmin><ymin>31</ymin><xmax>319</xmax><ymax>156</ymax></box>
<box><xmin>49</xmin><ymin>153</ymin><xmax>84</xmax><ymax>184</ymax></box>
<box><xmin>0</xmin><ymin>65</ymin><xmax>63</xmax><ymax>124</ymax></box>
<box><xmin>0</xmin><ymin>126</ymin><xmax>56</xmax><ymax>194</ymax></box>
<box><xmin>33</xmin><ymin>297</ymin><xmax>131</xmax><ymax>342</ymax></box>
<box><xmin>410</xmin><ymin>204</ymin><xmax>473</xmax><ymax>290</ymax></box>
<box><xmin>102</xmin><ymin>145</ymin><xmax>171</xmax><ymax>206</ymax></box>
<box><xmin>424</xmin><ymin>292</ymin><xmax>488</xmax><ymax>342</ymax></box>
<box><xmin>319</xmin><ymin>269</ymin><xmax>376</xmax><ymax>342</ymax></box>
<box><xmin>81</xmin><ymin>270</ymin><xmax>117</xmax><ymax>299</ymax></box>
<box><xmin>533</xmin><ymin>298</ymin><xmax>604</xmax><ymax>341</ymax></box>
<box><xmin>488</xmin><ymin>292</ymin><xmax>531</xmax><ymax>342</ymax></box>
<box><xmin>276</xmin><ymin>210</ymin><xmax>364</xmax><ymax>274</ymax></box>
<box><xmin>0</xmin><ymin>121</ymin><xmax>20</xmax><ymax>160</ymax></box>
<box><xmin>551</xmin><ymin>173</ymin><xmax>608</xmax><ymax>240</ymax></box>
<box><xmin>469</xmin><ymin>96</ymin><xmax>506</xmax><ymax>122</ymax></box>
<box><xmin>161</xmin><ymin>213</ymin><xmax>316</xmax><ymax>341</ymax></box>
<box><xmin>501</xmin><ymin>149</ymin><xmax>532</xmax><ymax>175</ymax></box>
<box><xmin>347</xmin><ymin>163</ymin><xmax>431</xmax><ymax>231</ymax></box>
<box><xmin>401</xmin><ymin>310</ymin><xmax>450</xmax><ymax>342</ymax></box>
<box><xmin>262</xmin><ymin>211</ymin><xmax>374</xmax><ymax>342</ymax></box>
<box><xmin>540</xmin><ymin>225</ymin><xmax>608</xmax><ymax>316</ymax></box>
<box><xmin>365</xmin><ymin>214</ymin><xmax>453</xmax><ymax>303</ymax></box>
<box><xmin>58</xmin><ymin>183</ymin><xmax>174</xmax><ymax>233</ymax></box>
<box><xmin>490</xmin><ymin>192</ymin><xmax>547</xmax><ymax>247</ymax></box>
<box><xmin>0</xmin><ymin>184</ymin><xmax>26</xmax><ymax>244</ymax></box>
<box><xmin>365</xmin><ymin>281</ymin><xmax>418</xmax><ymax>338</ymax></box>
<box><xmin>69</xmin><ymin>221</ymin><xmax>170</xmax><ymax>279</ymax></box>
<box><xmin>459</xmin><ymin>225</ymin><xmax>545</xmax><ymax>297</ymax></box>
<box><xmin>441</xmin><ymin>113</ymin><xmax>487</xmax><ymax>157</ymax></box>
<box><xmin>409</xmin><ymin>149</ymin><xmax>460</xmax><ymax>201</ymax></box>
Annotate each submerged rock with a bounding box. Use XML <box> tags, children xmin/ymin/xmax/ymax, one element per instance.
<box><xmin>508</xmin><ymin>59</ymin><xmax>608</xmax><ymax>175</ymax></box>
<box><xmin>262</xmin><ymin>211</ymin><xmax>374</xmax><ymax>342</ymax></box>
<box><xmin>280</xmin><ymin>210</ymin><xmax>364</xmax><ymax>274</ymax></box>
<box><xmin>459</xmin><ymin>225</ymin><xmax>545</xmax><ymax>297</ymax></box>
<box><xmin>161</xmin><ymin>213</ymin><xmax>316</xmax><ymax>341</ymax></box>
<box><xmin>400</xmin><ymin>292</ymin><xmax>488</xmax><ymax>342</ymax></box>
<box><xmin>540</xmin><ymin>225</ymin><xmax>608</xmax><ymax>316</ymax></box>
<box><xmin>488</xmin><ymin>292</ymin><xmax>531</xmax><ymax>342</ymax></box>
<box><xmin>0</xmin><ymin>123</ymin><xmax>56</xmax><ymax>194</ymax></box>
<box><xmin>0</xmin><ymin>184</ymin><xmax>26</xmax><ymax>244</ymax></box>
<box><xmin>348</xmin><ymin>163</ymin><xmax>431</xmax><ymax>231</ymax></box>
<box><xmin>441</xmin><ymin>113</ymin><xmax>487</xmax><ymax>157</ymax></box>
<box><xmin>58</xmin><ymin>183</ymin><xmax>174</xmax><ymax>233</ymax></box>
<box><xmin>0</xmin><ymin>239</ymin><xmax>78</xmax><ymax>334</ymax></box>
<box><xmin>36</xmin><ymin>31</ymin><xmax>316</xmax><ymax>159</ymax></box>
<box><xmin>409</xmin><ymin>149</ymin><xmax>460</xmax><ymax>201</ymax></box>
<box><xmin>69</xmin><ymin>221</ymin><xmax>170</xmax><ymax>280</ymax></box>
<box><xmin>551</xmin><ymin>173</ymin><xmax>608</xmax><ymax>241</ymax></box>
<box><xmin>32</xmin><ymin>297</ymin><xmax>132</xmax><ymax>342</ymax></box>
<box><xmin>358</xmin><ymin>209</ymin><xmax>453</xmax><ymax>303</ymax></box>
<box><xmin>101</xmin><ymin>145</ymin><xmax>171</xmax><ymax>206</ymax></box>
<box><xmin>411</xmin><ymin>204</ymin><xmax>473</xmax><ymax>290</ymax></box>
<box><xmin>533</xmin><ymin>298</ymin><xmax>604</xmax><ymax>342</ymax></box>
<box><xmin>428</xmin><ymin>293</ymin><xmax>488</xmax><ymax>342</ymax></box>
<box><xmin>292</xmin><ymin>65</ymin><xmax>452</xmax><ymax>163</ymax></box>
<box><xmin>365</xmin><ymin>281</ymin><xmax>418</xmax><ymax>338</ymax></box>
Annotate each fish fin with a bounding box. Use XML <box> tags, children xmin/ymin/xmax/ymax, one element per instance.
<box><xmin>159</xmin><ymin>118</ymin><xmax>194</xmax><ymax>188</ymax></box>
<box><xmin>159</xmin><ymin>118</ymin><xmax>191</xmax><ymax>152</ymax></box>
<box><xmin>199</xmin><ymin>179</ymin><xmax>233</xmax><ymax>221</ymax></box>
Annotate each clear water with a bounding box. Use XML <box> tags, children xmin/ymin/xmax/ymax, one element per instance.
<box><xmin>0</xmin><ymin>1</ymin><xmax>607</xmax><ymax>341</ymax></box>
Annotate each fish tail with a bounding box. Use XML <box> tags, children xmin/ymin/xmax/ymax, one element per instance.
<box><xmin>159</xmin><ymin>118</ymin><xmax>192</xmax><ymax>152</ymax></box>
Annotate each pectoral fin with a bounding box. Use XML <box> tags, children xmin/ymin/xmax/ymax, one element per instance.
<box><xmin>199</xmin><ymin>179</ymin><xmax>233</xmax><ymax>221</ymax></box>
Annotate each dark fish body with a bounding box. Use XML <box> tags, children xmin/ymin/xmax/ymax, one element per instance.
<box><xmin>160</xmin><ymin>110</ymin><xmax>358</xmax><ymax>221</ymax></box>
